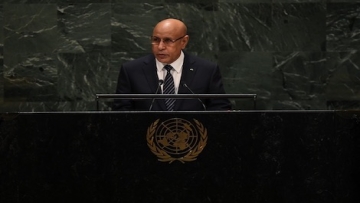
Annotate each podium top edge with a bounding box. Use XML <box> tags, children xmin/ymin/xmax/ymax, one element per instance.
<box><xmin>1</xmin><ymin>110</ymin><xmax>347</xmax><ymax>115</ymax></box>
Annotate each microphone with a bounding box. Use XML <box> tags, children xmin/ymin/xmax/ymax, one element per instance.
<box><xmin>182</xmin><ymin>82</ymin><xmax>206</xmax><ymax>110</ymax></box>
<box><xmin>149</xmin><ymin>79</ymin><xmax>164</xmax><ymax>111</ymax></box>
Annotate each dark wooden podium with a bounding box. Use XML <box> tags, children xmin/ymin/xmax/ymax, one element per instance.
<box><xmin>0</xmin><ymin>111</ymin><xmax>359</xmax><ymax>202</ymax></box>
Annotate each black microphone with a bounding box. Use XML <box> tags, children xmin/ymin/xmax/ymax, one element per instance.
<box><xmin>149</xmin><ymin>79</ymin><xmax>164</xmax><ymax>111</ymax></box>
<box><xmin>182</xmin><ymin>82</ymin><xmax>206</xmax><ymax>110</ymax></box>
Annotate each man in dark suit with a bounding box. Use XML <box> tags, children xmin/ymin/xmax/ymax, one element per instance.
<box><xmin>113</xmin><ymin>18</ymin><xmax>231</xmax><ymax>111</ymax></box>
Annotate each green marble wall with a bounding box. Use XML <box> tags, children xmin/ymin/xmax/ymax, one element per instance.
<box><xmin>0</xmin><ymin>0</ymin><xmax>359</xmax><ymax>111</ymax></box>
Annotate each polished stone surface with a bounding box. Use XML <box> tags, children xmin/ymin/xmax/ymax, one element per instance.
<box><xmin>0</xmin><ymin>1</ymin><xmax>359</xmax><ymax>111</ymax></box>
<box><xmin>0</xmin><ymin>111</ymin><xmax>359</xmax><ymax>202</ymax></box>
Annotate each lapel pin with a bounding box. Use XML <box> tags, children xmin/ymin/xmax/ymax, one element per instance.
<box><xmin>190</xmin><ymin>68</ymin><xmax>193</xmax><ymax>71</ymax></box>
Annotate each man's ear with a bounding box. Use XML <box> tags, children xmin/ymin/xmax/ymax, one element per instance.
<box><xmin>181</xmin><ymin>35</ymin><xmax>189</xmax><ymax>49</ymax></box>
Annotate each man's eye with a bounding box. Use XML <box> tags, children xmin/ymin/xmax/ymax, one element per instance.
<box><xmin>152</xmin><ymin>38</ymin><xmax>160</xmax><ymax>43</ymax></box>
<box><xmin>163</xmin><ymin>39</ymin><xmax>172</xmax><ymax>44</ymax></box>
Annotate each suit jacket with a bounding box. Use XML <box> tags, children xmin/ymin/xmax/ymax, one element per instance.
<box><xmin>113</xmin><ymin>52</ymin><xmax>231</xmax><ymax>111</ymax></box>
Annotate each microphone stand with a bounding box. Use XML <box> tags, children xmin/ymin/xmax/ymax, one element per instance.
<box><xmin>182</xmin><ymin>83</ymin><xmax>206</xmax><ymax>110</ymax></box>
<box><xmin>149</xmin><ymin>80</ymin><xmax>164</xmax><ymax>111</ymax></box>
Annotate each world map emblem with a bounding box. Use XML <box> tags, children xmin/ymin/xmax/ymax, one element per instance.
<box><xmin>146</xmin><ymin>118</ymin><xmax>208</xmax><ymax>163</ymax></box>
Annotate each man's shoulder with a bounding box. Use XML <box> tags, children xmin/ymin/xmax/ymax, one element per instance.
<box><xmin>123</xmin><ymin>54</ymin><xmax>154</xmax><ymax>67</ymax></box>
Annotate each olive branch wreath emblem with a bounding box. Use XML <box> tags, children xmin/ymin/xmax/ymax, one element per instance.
<box><xmin>146</xmin><ymin>119</ymin><xmax>208</xmax><ymax>163</ymax></box>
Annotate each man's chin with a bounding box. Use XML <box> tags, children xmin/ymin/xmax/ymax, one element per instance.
<box><xmin>155</xmin><ymin>57</ymin><xmax>169</xmax><ymax>64</ymax></box>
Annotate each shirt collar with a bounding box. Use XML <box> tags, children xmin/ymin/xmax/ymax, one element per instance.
<box><xmin>156</xmin><ymin>51</ymin><xmax>184</xmax><ymax>73</ymax></box>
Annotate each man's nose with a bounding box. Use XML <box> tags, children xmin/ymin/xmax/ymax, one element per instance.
<box><xmin>157</xmin><ymin>40</ymin><xmax>166</xmax><ymax>49</ymax></box>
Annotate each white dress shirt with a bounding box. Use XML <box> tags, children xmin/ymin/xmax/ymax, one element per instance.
<box><xmin>156</xmin><ymin>51</ymin><xmax>184</xmax><ymax>94</ymax></box>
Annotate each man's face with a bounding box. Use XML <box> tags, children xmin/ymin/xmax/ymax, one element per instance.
<box><xmin>151</xmin><ymin>24</ymin><xmax>188</xmax><ymax>64</ymax></box>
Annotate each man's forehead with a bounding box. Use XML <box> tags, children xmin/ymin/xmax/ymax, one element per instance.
<box><xmin>152</xmin><ymin>28</ymin><xmax>178</xmax><ymax>37</ymax></box>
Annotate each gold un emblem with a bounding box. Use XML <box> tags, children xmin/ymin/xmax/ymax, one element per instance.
<box><xmin>146</xmin><ymin>118</ymin><xmax>208</xmax><ymax>163</ymax></box>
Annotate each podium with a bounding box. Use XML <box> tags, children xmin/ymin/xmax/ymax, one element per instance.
<box><xmin>0</xmin><ymin>111</ymin><xmax>359</xmax><ymax>202</ymax></box>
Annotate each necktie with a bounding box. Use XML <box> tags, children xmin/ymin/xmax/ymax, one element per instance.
<box><xmin>163</xmin><ymin>65</ymin><xmax>175</xmax><ymax>111</ymax></box>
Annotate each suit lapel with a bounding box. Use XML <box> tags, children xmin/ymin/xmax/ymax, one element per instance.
<box><xmin>142</xmin><ymin>56</ymin><xmax>158</xmax><ymax>92</ymax></box>
<box><xmin>174</xmin><ymin>52</ymin><xmax>196</xmax><ymax>111</ymax></box>
<box><xmin>142</xmin><ymin>55</ymin><xmax>167</xmax><ymax>110</ymax></box>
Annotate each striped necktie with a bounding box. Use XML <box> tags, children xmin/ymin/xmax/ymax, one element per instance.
<box><xmin>163</xmin><ymin>65</ymin><xmax>175</xmax><ymax>111</ymax></box>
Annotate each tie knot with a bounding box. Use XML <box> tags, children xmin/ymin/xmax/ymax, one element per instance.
<box><xmin>164</xmin><ymin>65</ymin><xmax>173</xmax><ymax>72</ymax></box>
